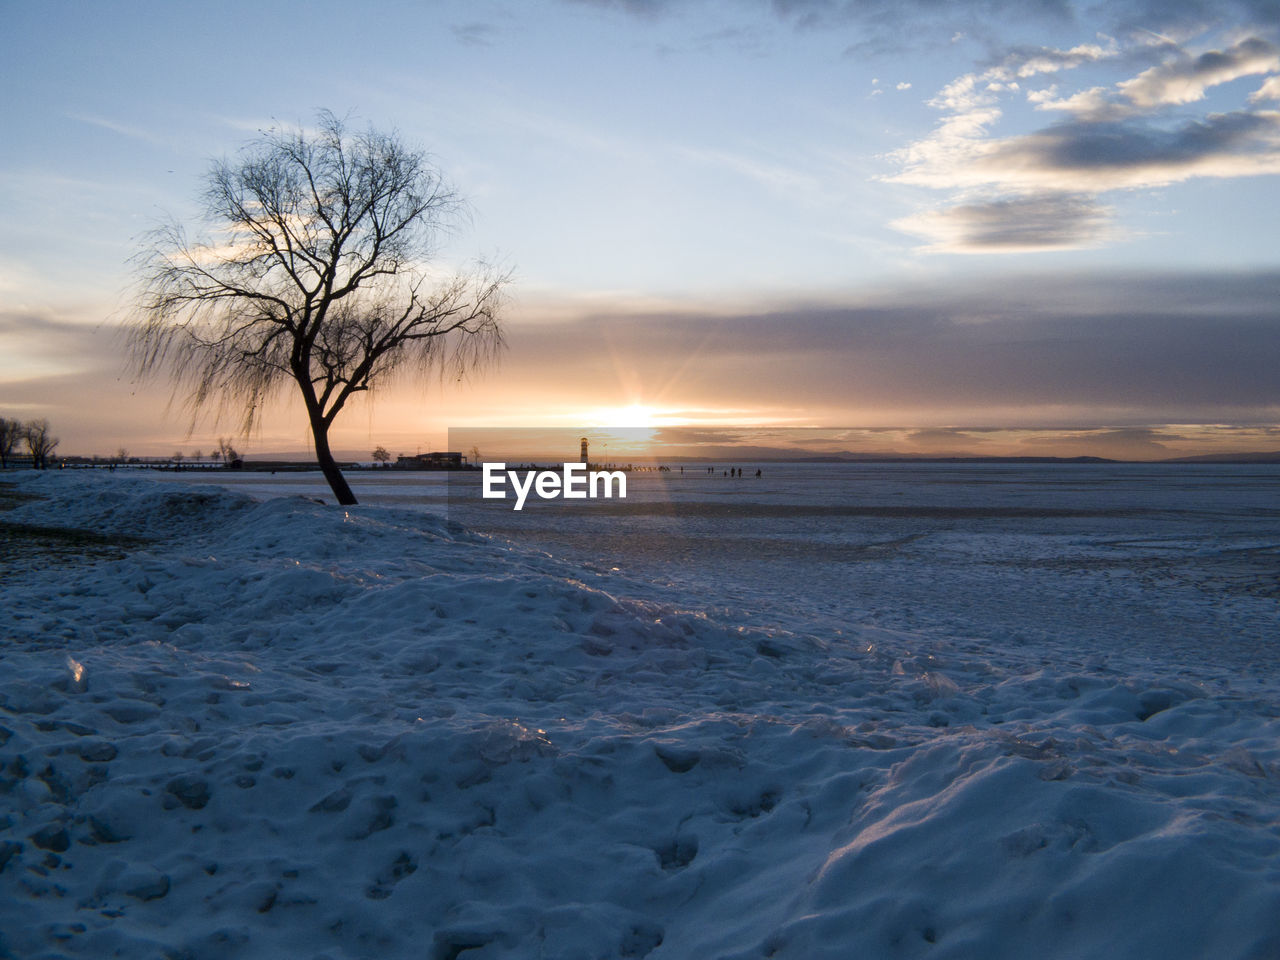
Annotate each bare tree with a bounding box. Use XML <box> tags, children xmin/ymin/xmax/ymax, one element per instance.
<box><xmin>0</xmin><ymin>417</ymin><xmax>23</xmax><ymax>469</ymax></box>
<box><xmin>25</xmin><ymin>419</ymin><xmax>58</xmax><ymax>470</ymax></box>
<box><xmin>372</xmin><ymin>445</ymin><xmax>391</xmax><ymax>465</ymax></box>
<box><xmin>217</xmin><ymin>437</ymin><xmax>240</xmax><ymax>464</ymax></box>
<box><xmin>116</xmin><ymin>446</ymin><xmax>129</xmax><ymax>463</ymax></box>
<box><xmin>128</xmin><ymin>111</ymin><xmax>507</xmax><ymax>505</ymax></box>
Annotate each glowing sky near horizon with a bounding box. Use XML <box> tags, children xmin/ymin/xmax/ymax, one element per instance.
<box><xmin>2</xmin><ymin>0</ymin><xmax>1280</xmax><ymax>460</ymax></box>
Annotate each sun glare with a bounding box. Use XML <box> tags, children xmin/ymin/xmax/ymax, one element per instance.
<box><xmin>585</xmin><ymin>403</ymin><xmax>667</xmax><ymax>428</ymax></box>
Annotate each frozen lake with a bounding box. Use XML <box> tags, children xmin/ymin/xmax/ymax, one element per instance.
<box><xmin>6</xmin><ymin>464</ymin><xmax>1276</xmax><ymax>959</ymax></box>
<box><xmin>147</xmin><ymin>461</ymin><xmax>1280</xmax><ymax>679</ymax></box>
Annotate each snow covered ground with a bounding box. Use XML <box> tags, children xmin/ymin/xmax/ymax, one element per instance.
<box><xmin>2</xmin><ymin>466</ymin><xmax>1278</xmax><ymax>959</ymax></box>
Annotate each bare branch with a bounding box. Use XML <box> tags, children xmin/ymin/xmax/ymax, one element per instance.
<box><xmin>125</xmin><ymin>112</ymin><xmax>509</xmax><ymax>505</ymax></box>
<box><xmin>23</xmin><ymin>419</ymin><xmax>59</xmax><ymax>469</ymax></box>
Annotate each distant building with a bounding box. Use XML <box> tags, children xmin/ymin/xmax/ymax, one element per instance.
<box><xmin>395</xmin><ymin>451</ymin><xmax>467</xmax><ymax>470</ymax></box>
<box><xmin>580</xmin><ymin>437</ymin><xmax>589</xmax><ymax>464</ymax></box>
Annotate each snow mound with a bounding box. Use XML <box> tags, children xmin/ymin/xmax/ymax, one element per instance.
<box><xmin>1</xmin><ymin>473</ymin><xmax>1278</xmax><ymax>959</ymax></box>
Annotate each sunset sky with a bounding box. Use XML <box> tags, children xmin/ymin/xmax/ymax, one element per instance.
<box><xmin>3</xmin><ymin>0</ymin><xmax>1279</xmax><ymax>460</ymax></box>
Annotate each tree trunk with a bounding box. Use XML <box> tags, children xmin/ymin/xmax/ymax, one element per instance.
<box><xmin>310</xmin><ymin>416</ymin><xmax>358</xmax><ymax>505</ymax></box>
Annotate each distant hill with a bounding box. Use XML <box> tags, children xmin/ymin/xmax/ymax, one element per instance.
<box><xmin>232</xmin><ymin>449</ymin><xmax>1280</xmax><ymax>465</ymax></box>
<box><xmin>785</xmin><ymin>454</ymin><xmax>1117</xmax><ymax>464</ymax></box>
<box><xmin>1160</xmin><ymin>451</ymin><xmax>1280</xmax><ymax>463</ymax></box>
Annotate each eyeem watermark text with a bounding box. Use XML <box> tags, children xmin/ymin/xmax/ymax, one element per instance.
<box><xmin>482</xmin><ymin>462</ymin><xmax>627</xmax><ymax>511</ymax></box>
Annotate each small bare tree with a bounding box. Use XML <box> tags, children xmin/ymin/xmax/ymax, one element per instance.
<box><xmin>217</xmin><ymin>437</ymin><xmax>240</xmax><ymax>464</ymax></box>
<box><xmin>129</xmin><ymin>111</ymin><xmax>507</xmax><ymax>505</ymax></box>
<box><xmin>25</xmin><ymin>419</ymin><xmax>58</xmax><ymax>470</ymax></box>
<box><xmin>0</xmin><ymin>417</ymin><xmax>23</xmax><ymax>469</ymax></box>
<box><xmin>372</xmin><ymin>445</ymin><xmax>391</xmax><ymax>465</ymax></box>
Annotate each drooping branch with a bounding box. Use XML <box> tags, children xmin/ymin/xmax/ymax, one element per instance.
<box><xmin>126</xmin><ymin>111</ymin><xmax>509</xmax><ymax>505</ymax></box>
<box><xmin>312</xmin><ymin>266</ymin><xmax>508</xmax><ymax>426</ymax></box>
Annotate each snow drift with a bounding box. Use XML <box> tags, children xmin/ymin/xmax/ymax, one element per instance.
<box><xmin>1</xmin><ymin>472</ymin><xmax>1278</xmax><ymax>959</ymax></box>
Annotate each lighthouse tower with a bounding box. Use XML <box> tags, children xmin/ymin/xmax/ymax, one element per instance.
<box><xmin>580</xmin><ymin>437</ymin><xmax>589</xmax><ymax>464</ymax></box>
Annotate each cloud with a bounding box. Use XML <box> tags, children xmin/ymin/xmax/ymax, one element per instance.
<box><xmin>773</xmin><ymin>0</ymin><xmax>1280</xmax><ymax>33</ymax></box>
<box><xmin>1249</xmin><ymin>73</ymin><xmax>1280</xmax><ymax>100</ymax></box>
<box><xmin>651</xmin><ymin>427</ymin><xmax>749</xmax><ymax>445</ymax></box>
<box><xmin>772</xmin><ymin>0</ymin><xmax>1078</xmax><ymax>56</ymax></box>
<box><xmin>686</xmin><ymin>26</ymin><xmax>773</xmax><ymax>56</ymax></box>
<box><xmin>904</xmin><ymin>427</ymin><xmax>993</xmax><ymax>450</ymax></box>
<box><xmin>68</xmin><ymin>113</ymin><xmax>163</xmax><ymax>144</ymax></box>
<box><xmin>499</xmin><ymin>270</ymin><xmax>1280</xmax><ymax>428</ymax></box>
<box><xmin>890</xmin><ymin>31</ymin><xmax>1280</xmax><ymax>251</ymax></box>
<box><xmin>898</xmin><ymin>37</ymin><xmax>1280</xmax><ymax>192</ymax></box>
<box><xmin>892</xmin><ymin>193</ymin><xmax>1114</xmax><ymax>252</ymax></box>
<box><xmin>1017</xmin><ymin>426</ymin><xmax>1181</xmax><ymax>457</ymax></box>
<box><xmin>554</xmin><ymin>0</ymin><xmax>1280</xmax><ymax>56</ymax></box>
<box><xmin>893</xmin><ymin>108</ymin><xmax>1280</xmax><ymax>193</ymax></box>
<box><xmin>560</xmin><ymin>0</ymin><xmax>673</xmax><ymax>19</ymax></box>
<box><xmin>1118</xmin><ymin>35</ymin><xmax>1279</xmax><ymax>105</ymax></box>
<box><xmin>12</xmin><ymin>273</ymin><xmax>1280</xmax><ymax>454</ymax></box>
<box><xmin>677</xmin><ymin>145</ymin><xmax>824</xmax><ymax>194</ymax></box>
<box><xmin>1106</xmin><ymin>0</ymin><xmax>1280</xmax><ymax>34</ymax></box>
<box><xmin>1027</xmin><ymin>85</ymin><xmax>1123</xmax><ymax>119</ymax></box>
<box><xmin>977</xmin><ymin>110</ymin><xmax>1280</xmax><ymax>190</ymax></box>
<box><xmin>451</xmin><ymin>22</ymin><xmax>501</xmax><ymax>46</ymax></box>
<box><xmin>0</xmin><ymin>311</ymin><xmax>110</xmax><ymax>384</ymax></box>
<box><xmin>1003</xmin><ymin>40</ymin><xmax>1119</xmax><ymax>79</ymax></box>
<box><xmin>475</xmin><ymin>423</ymin><xmax>1280</xmax><ymax>461</ymax></box>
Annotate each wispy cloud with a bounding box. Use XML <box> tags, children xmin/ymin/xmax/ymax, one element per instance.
<box><xmin>1017</xmin><ymin>426</ymin><xmax>1181</xmax><ymax>457</ymax></box>
<box><xmin>677</xmin><ymin>144</ymin><xmax>825</xmax><ymax>195</ymax></box>
<box><xmin>904</xmin><ymin>426</ymin><xmax>993</xmax><ymax>450</ymax></box>
<box><xmin>0</xmin><ymin>310</ymin><xmax>112</xmax><ymax>385</ymax></box>
<box><xmin>67</xmin><ymin>113</ymin><xmax>168</xmax><ymax>146</ymax></box>
<box><xmin>773</xmin><ymin>0</ymin><xmax>1078</xmax><ymax>57</ymax></box>
<box><xmin>561</xmin><ymin>0</ymin><xmax>672</xmax><ymax>19</ymax></box>
<box><xmin>451</xmin><ymin>22</ymin><xmax>502</xmax><ymax>46</ymax></box>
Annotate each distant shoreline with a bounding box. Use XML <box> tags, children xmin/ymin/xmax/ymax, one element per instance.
<box><xmin>16</xmin><ymin>451</ymin><xmax>1280</xmax><ymax>472</ymax></box>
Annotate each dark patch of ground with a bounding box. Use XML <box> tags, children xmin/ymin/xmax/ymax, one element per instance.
<box><xmin>0</xmin><ymin>481</ymin><xmax>151</xmax><ymax>576</ymax></box>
